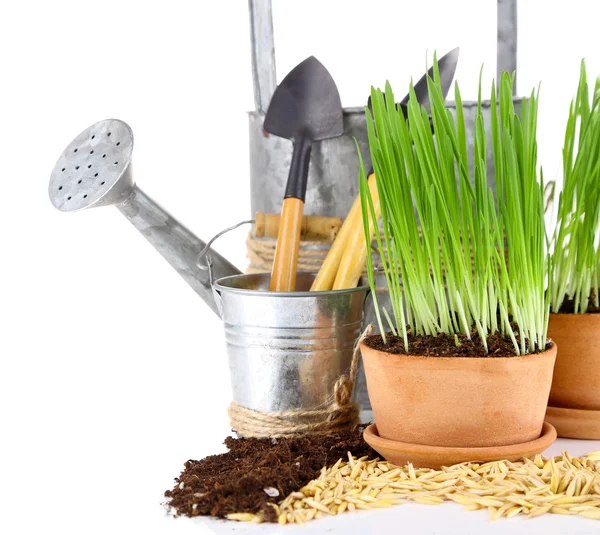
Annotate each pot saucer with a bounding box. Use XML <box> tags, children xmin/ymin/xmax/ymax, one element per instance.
<box><xmin>363</xmin><ymin>422</ymin><xmax>557</xmax><ymax>469</ymax></box>
<box><xmin>546</xmin><ymin>406</ymin><xmax>600</xmax><ymax>439</ymax></box>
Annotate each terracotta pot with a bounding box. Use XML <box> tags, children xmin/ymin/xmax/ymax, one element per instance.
<box><xmin>360</xmin><ymin>341</ymin><xmax>557</xmax><ymax>448</ymax></box>
<box><xmin>548</xmin><ymin>313</ymin><xmax>600</xmax><ymax>410</ymax></box>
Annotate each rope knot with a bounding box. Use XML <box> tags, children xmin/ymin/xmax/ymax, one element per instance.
<box><xmin>334</xmin><ymin>375</ymin><xmax>353</xmax><ymax>407</ymax></box>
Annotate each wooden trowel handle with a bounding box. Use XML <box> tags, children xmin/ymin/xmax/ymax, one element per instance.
<box><xmin>269</xmin><ymin>198</ymin><xmax>304</xmax><ymax>292</ymax></box>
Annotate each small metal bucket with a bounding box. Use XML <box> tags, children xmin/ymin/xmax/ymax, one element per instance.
<box><xmin>212</xmin><ymin>272</ymin><xmax>369</xmax><ymax>413</ymax></box>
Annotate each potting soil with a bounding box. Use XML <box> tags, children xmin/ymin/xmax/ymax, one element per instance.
<box><xmin>364</xmin><ymin>331</ymin><xmax>551</xmax><ymax>357</ymax></box>
<box><xmin>559</xmin><ymin>289</ymin><xmax>600</xmax><ymax>313</ymax></box>
<box><xmin>164</xmin><ymin>425</ymin><xmax>375</xmax><ymax>522</ymax></box>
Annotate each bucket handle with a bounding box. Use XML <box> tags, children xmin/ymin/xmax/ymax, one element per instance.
<box><xmin>197</xmin><ymin>219</ymin><xmax>255</xmax><ymax>317</ymax></box>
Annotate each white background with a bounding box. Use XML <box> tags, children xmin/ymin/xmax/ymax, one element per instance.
<box><xmin>2</xmin><ymin>1</ymin><xmax>600</xmax><ymax>534</ymax></box>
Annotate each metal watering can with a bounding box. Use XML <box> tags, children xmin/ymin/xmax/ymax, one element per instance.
<box><xmin>48</xmin><ymin>118</ymin><xmax>369</xmax><ymax>413</ymax></box>
<box><xmin>48</xmin><ymin>119</ymin><xmax>240</xmax><ymax>317</ymax></box>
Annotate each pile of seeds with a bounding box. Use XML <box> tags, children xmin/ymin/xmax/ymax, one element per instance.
<box><xmin>164</xmin><ymin>426</ymin><xmax>375</xmax><ymax>522</ymax></box>
<box><xmin>230</xmin><ymin>451</ymin><xmax>600</xmax><ymax>524</ymax></box>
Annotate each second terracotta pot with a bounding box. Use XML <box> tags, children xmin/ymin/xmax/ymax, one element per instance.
<box><xmin>361</xmin><ymin>341</ymin><xmax>557</xmax><ymax>448</ymax></box>
<box><xmin>548</xmin><ymin>313</ymin><xmax>600</xmax><ymax>410</ymax></box>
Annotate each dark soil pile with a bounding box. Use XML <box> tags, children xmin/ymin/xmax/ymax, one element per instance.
<box><xmin>559</xmin><ymin>290</ymin><xmax>600</xmax><ymax>313</ymax></box>
<box><xmin>164</xmin><ymin>425</ymin><xmax>375</xmax><ymax>522</ymax></box>
<box><xmin>365</xmin><ymin>331</ymin><xmax>550</xmax><ymax>357</ymax></box>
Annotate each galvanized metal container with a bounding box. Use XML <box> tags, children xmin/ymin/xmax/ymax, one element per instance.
<box><xmin>249</xmin><ymin>107</ymin><xmax>371</xmax><ymax>217</ymax></box>
<box><xmin>212</xmin><ymin>272</ymin><xmax>368</xmax><ymax>412</ymax></box>
<box><xmin>249</xmin><ymin>100</ymin><xmax>522</xmax><ymax>219</ymax></box>
<box><xmin>247</xmin><ymin>0</ymin><xmax>518</xmax><ymax>218</ymax></box>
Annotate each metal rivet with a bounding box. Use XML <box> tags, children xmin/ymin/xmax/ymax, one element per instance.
<box><xmin>87</xmin><ymin>164</ymin><xmax>92</xmax><ymax>168</ymax></box>
<box><xmin>90</xmin><ymin>150</ymin><xmax>94</xmax><ymax>154</ymax></box>
<box><xmin>94</xmin><ymin>173</ymin><xmax>98</xmax><ymax>177</ymax></box>
<box><xmin>107</xmin><ymin>132</ymin><xmax>111</xmax><ymax>137</ymax></box>
<box><xmin>78</xmin><ymin>180</ymin><xmax>82</xmax><ymax>184</ymax></box>
<box><xmin>67</xmin><ymin>196</ymin><xmax>72</xmax><ymax>200</ymax></box>
<box><xmin>74</xmin><ymin>148</ymin><xmax>78</xmax><ymax>153</ymax></box>
<box><xmin>58</xmin><ymin>186</ymin><xmax>63</xmax><ymax>190</ymax></box>
<box><xmin>116</xmin><ymin>141</ymin><xmax>121</xmax><ymax>146</ymax></box>
<box><xmin>91</xmin><ymin>135</ymin><xmax>95</xmax><ymax>140</ymax></box>
<box><xmin>83</xmin><ymin>194</ymin><xmax>87</xmax><ymax>199</ymax></box>
<box><xmin>101</xmin><ymin>181</ymin><xmax>105</xmax><ymax>185</ymax></box>
<box><xmin>114</xmin><ymin>161</ymin><xmax>118</xmax><ymax>165</ymax></box>
<box><xmin>102</xmin><ymin>154</ymin><xmax>106</xmax><ymax>158</ymax></box>
<box><xmin>75</xmin><ymin>166</ymin><xmax>80</xmax><ymax>170</ymax></box>
<box><xmin>61</xmin><ymin>167</ymin><xmax>65</xmax><ymax>172</ymax></box>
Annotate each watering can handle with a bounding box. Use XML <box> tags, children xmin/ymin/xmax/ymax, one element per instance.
<box><xmin>248</xmin><ymin>0</ymin><xmax>517</xmax><ymax>102</ymax></box>
<box><xmin>497</xmin><ymin>0</ymin><xmax>518</xmax><ymax>93</ymax></box>
<box><xmin>249</xmin><ymin>0</ymin><xmax>277</xmax><ymax>113</ymax></box>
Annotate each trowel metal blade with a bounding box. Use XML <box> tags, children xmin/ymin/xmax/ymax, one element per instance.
<box><xmin>366</xmin><ymin>47</ymin><xmax>460</xmax><ymax>118</ymax></box>
<box><xmin>399</xmin><ymin>47</ymin><xmax>460</xmax><ymax>114</ymax></box>
<box><xmin>264</xmin><ymin>56</ymin><xmax>344</xmax><ymax>142</ymax></box>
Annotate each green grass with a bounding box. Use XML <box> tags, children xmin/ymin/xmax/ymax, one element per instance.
<box><xmin>549</xmin><ymin>60</ymin><xmax>600</xmax><ymax>314</ymax></box>
<box><xmin>359</xmin><ymin>58</ymin><xmax>548</xmax><ymax>355</ymax></box>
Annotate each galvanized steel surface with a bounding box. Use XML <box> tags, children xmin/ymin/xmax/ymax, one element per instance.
<box><xmin>248</xmin><ymin>0</ymin><xmax>277</xmax><ymax>113</ymax></box>
<box><xmin>118</xmin><ymin>187</ymin><xmax>241</xmax><ymax>316</ymax></box>
<box><xmin>213</xmin><ymin>272</ymin><xmax>368</xmax><ymax>412</ymax></box>
<box><xmin>49</xmin><ymin>119</ymin><xmax>135</xmax><ymax>212</ymax></box>
<box><xmin>497</xmin><ymin>0</ymin><xmax>518</xmax><ymax>94</ymax></box>
<box><xmin>248</xmin><ymin>0</ymin><xmax>519</xmax><ymax>219</ymax></box>
<box><xmin>249</xmin><ymin>107</ymin><xmax>372</xmax><ymax>218</ymax></box>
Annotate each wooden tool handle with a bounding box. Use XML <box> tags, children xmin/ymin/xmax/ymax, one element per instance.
<box><xmin>310</xmin><ymin>174</ymin><xmax>378</xmax><ymax>291</ymax></box>
<box><xmin>269</xmin><ymin>198</ymin><xmax>304</xmax><ymax>291</ymax></box>
<box><xmin>333</xmin><ymin>174</ymin><xmax>381</xmax><ymax>290</ymax></box>
<box><xmin>254</xmin><ymin>212</ymin><xmax>342</xmax><ymax>242</ymax></box>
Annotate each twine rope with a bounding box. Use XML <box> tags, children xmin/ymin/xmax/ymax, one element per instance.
<box><xmin>246</xmin><ymin>233</ymin><xmax>510</xmax><ymax>279</ymax></box>
<box><xmin>228</xmin><ymin>325</ymin><xmax>374</xmax><ymax>438</ymax></box>
<box><xmin>246</xmin><ymin>234</ymin><xmax>331</xmax><ymax>273</ymax></box>
<box><xmin>246</xmin><ymin>233</ymin><xmax>380</xmax><ymax>274</ymax></box>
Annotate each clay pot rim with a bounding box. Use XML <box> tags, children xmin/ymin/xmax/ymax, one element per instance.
<box><xmin>359</xmin><ymin>340</ymin><xmax>556</xmax><ymax>361</ymax></box>
<box><xmin>547</xmin><ymin>405</ymin><xmax>600</xmax><ymax>417</ymax></box>
<box><xmin>364</xmin><ymin>422</ymin><xmax>557</xmax><ymax>455</ymax></box>
<box><xmin>546</xmin><ymin>406</ymin><xmax>600</xmax><ymax>440</ymax></box>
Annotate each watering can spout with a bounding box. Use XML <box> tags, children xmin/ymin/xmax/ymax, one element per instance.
<box><xmin>48</xmin><ymin>118</ymin><xmax>241</xmax><ymax>316</ymax></box>
<box><xmin>118</xmin><ymin>186</ymin><xmax>241</xmax><ymax>316</ymax></box>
